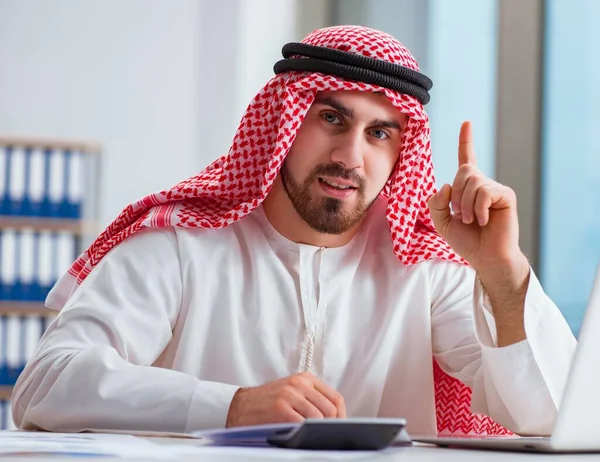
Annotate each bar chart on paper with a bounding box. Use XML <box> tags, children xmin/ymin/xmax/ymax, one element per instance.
<box><xmin>0</xmin><ymin>137</ymin><xmax>100</xmax><ymax>429</ymax></box>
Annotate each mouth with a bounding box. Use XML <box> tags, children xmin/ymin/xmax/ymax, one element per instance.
<box><xmin>318</xmin><ymin>177</ymin><xmax>358</xmax><ymax>190</ymax></box>
<box><xmin>317</xmin><ymin>177</ymin><xmax>358</xmax><ymax>198</ymax></box>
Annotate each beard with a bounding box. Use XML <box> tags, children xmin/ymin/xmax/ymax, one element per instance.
<box><xmin>280</xmin><ymin>162</ymin><xmax>375</xmax><ymax>235</ymax></box>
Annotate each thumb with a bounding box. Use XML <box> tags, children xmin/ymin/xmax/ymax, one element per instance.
<box><xmin>427</xmin><ymin>184</ymin><xmax>452</xmax><ymax>237</ymax></box>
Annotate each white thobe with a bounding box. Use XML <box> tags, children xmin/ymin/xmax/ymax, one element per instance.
<box><xmin>11</xmin><ymin>198</ymin><xmax>576</xmax><ymax>436</ymax></box>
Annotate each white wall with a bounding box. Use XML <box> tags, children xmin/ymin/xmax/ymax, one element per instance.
<box><xmin>0</xmin><ymin>0</ymin><xmax>203</xmax><ymax>228</ymax></box>
<box><xmin>0</xmin><ymin>0</ymin><xmax>309</xmax><ymax>229</ymax></box>
<box><xmin>197</xmin><ymin>0</ymin><xmax>300</xmax><ymax>166</ymax></box>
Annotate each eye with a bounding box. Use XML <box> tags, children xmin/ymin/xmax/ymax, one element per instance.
<box><xmin>322</xmin><ymin>112</ymin><xmax>342</xmax><ymax>125</ymax></box>
<box><xmin>370</xmin><ymin>129</ymin><xmax>390</xmax><ymax>140</ymax></box>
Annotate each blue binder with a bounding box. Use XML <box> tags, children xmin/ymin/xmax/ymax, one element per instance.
<box><xmin>0</xmin><ymin>147</ymin><xmax>8</xmax><ymax>215</ymax></box>
<box><xmin>20</xmin><ymin>147</ymin><xmax>33</xmax><ymax>216</ymax></box>
<box><xmin>0</xmin><ymin>399</ymin><xmax>7</xmax><ymax>430</ymax></box>
<box><xmin>0</xmin><ymin>230</ymin><xmax>18</xmax><ymax>301</ymax></box>
<box><xmin>0</xmin><ymin>230</ymin><xmax>81</xmax><ymax>301</ymax></box>
<box><xmin>48</xmin><ymin>149</ymin><xmax>64</xmax><ymax>218</ymax></box>
<box><xmin>41</xmin><ymin>147</ymin><xmax>52</xmax><ymax>217</ymax></box>
<box><xmin>16</xmin><ymin>315</ymin><xmax>27</xmax><ymax>381</ymax></box>
<box><xmin>37</xmin><ymin>232</ymin><xmax>55</xmax><ymax>302</ymax></box>
<box><xmin>31</xmin><ymin>232</ymin><xmax>42</xmax><ymax>301</ymax></box>
<box><xmin>28</xmin><ymin>148</ymin><xmax>45</xmax><ymax>217</ymax></box>
<box><xmin>67</xmin><ymin>151</ymin><xmax>83</xmax><ymax>219</ymax></box>
<box><xmin>0</xmin><ymin>231</ymin><xmax>3</xmax><ymax>300</ymax></box>
<box><xmin>1</xmin><ymin>315</ymin><xmax>22</xmax><ymax>386</ymax></box>
<box><xmin>0</xmin><ymin>316</ymin><xmax>7</xmax><ymax>385</ymax></box>
<box><xmin>12</xmin><ymin>232</ymin><xmax>22</xmax><ymax>301</ymax></box>
<box><xmin>1</xmin><ymin>146</ymin><xmax>13</xmax><ymax>216</ymax></box>
<box><xmin>19</xmin><ymin>230</ymin><xmax>36</xmax><ymax>301</ymax></box>
<box><xmin>1</xmin><ymin>145</ymin><xmax>85</xmax><ymax>219</ymax></box>
<box><xmin>9</xmin><ymin>147</ymin><xmax>26</xmax><ymax>216</ymax></box>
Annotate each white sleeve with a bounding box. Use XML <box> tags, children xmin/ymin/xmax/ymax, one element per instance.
<box><xmin>11</xmin><ymin>228</ymin><xmax>240</xmax><ymax>433</ymax></box>
<box><xmin>471</xmin><ymin>269</ymin><xmax>577</xmax><ymax>435</ymax></box>
<box><xmin>431</xmin><ymin>261</ymin><xmax>577</xmax><ymax>436</ymax></box>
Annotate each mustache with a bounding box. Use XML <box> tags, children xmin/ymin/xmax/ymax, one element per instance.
<box><xmin>307</xmin><ymin>164</ymin><xmax>365</xmax><ymax>189</ymax></box>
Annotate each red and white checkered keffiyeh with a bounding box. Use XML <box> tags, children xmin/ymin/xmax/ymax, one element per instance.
<box><xmin>46</xmin><ymin>25</ymin><xmax>512</xmax><ymax>436</ymax></box>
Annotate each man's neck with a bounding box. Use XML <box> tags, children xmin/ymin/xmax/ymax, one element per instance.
<box><xmin>261</xmin><ymin>178</ymin><xmax>362</xmax><ymax>248</ymax></box>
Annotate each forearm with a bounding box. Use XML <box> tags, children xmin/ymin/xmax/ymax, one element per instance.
<box><xmin>472</xmin><ymin>269</ymin><xmax>577</xmax><ymax>435</ymax></box>
<box><xmin>477</xmin><ymin>254</ymin><xmax>530</xmax><ymax>347</ymax></box>
<box><xmin>431</xmin><ymin>260</ymin><xmax>576</xmax><ymax>435</ymax></box>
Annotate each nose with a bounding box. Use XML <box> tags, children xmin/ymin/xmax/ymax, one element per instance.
<box><xmin>330</xmin><ymin>129</ymin><xmax>364</xmax><ymax>170</ymax></box>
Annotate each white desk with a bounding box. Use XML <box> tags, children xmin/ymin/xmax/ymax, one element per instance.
<box><xmin>3</xmin><ymin>437</ymin><xmax>600</xmax><ymax>462</ymax></box>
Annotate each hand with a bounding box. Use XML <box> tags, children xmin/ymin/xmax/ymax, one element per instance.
<box><xmin>427</xmin><ymin>121</ymin><xmax>527</xmax><ymax>274</ymax></box>
<box><xmin>225</xmin><ymin>372</ymin><xmax>347</xmax><ymax>427</ymax></box>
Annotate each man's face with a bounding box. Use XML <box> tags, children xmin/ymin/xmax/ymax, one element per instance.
<box><xmin>280</xmin><ymin>90</ymin><xmax>407</xmax><ymax>235</ymax></box>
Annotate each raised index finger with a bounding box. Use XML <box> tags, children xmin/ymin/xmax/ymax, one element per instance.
<box><xmin>458</xmin><ymin>120</ymin><xmax>477</xmax><ymax>167</ymax></box>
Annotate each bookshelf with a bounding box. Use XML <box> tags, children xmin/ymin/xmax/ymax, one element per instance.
<box><xmin>0</xmin><ymin>136</ymin><xmax>100</xmax><ymax>429</ymax></box>
<box><xmin>0</xmin><ymin>137</ymin><xmax>101</xmax><ymax>154</ymax></box>
<box><xmin>0</xmin><ymin>302</ymin><xmax>57</xmax><ymax>316</ymax></box>
<box><xmin>0</xmin><ymin>216</ymin><xmax>94</xmax><ymax>234</ymax></box>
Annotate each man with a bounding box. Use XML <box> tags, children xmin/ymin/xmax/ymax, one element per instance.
<box><xmin>12</xmin><ymin>25</ymin><xmax>575</xmax><ymax>436</ymax></box>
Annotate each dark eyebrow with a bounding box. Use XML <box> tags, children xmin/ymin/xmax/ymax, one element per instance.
<box><xmin>314</xmin><ymin>96</ymin><xmax>354</xmax><ymax>119</ymax></box>
<box><xmin>371</xmin><ymin>119</ymin><xmax>403</xmax><ymax>131</ymax></box>
<box><xmin>314</xmin><ymin>96</ymin><xmax>403</xmax><ymax>131</ymax></box>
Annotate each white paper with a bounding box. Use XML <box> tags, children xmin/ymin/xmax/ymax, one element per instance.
<box><xmin>0</xmin><ymin>431</ymin><xmax>175</xmax><ymax>458</ymax></box>
<box><xmin>161</xmin><ymin>443</ymin><xmax>399</xmax><ymax>460</ymax></box>
<box><xmin>85</xmin><ymin>428</ymin><xmax>201</xmax><ymax>439</ymax></box>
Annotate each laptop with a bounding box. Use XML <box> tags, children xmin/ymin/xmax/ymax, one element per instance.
<box><xmin>414</xmin><ymin>264</ymin><xmax>600</xmax><ymax>453</ymax></box>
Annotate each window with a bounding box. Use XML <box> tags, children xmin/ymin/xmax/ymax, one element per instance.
<box><xmin>540</xmin><ymin>0</ymin><xmax>600</xmax><ymax>334</ymax></box>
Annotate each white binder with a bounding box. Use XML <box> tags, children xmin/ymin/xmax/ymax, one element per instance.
<box><xmin>68</xmin><ymin>151</ymin><xmax>83</xmax><ymax>217</ymax></box>
<box><xmin>1</xmin><ymin>230</ymin><xmax>17</xmax><ymax>298</ymax></box>
<box><xmin>19</xmin><ymin>230</ymin><xmax>35</xmax><ymax>298</ymax></box>
<box><xmin>48</xmin><ymin>149</ymin><xmax>65</xmax><ymax>217</ymax></box>
<box><xmin>5</xmin><ymin>315</ymin><xmax>20</xmax><ymax>376</ymax></box>
<box><xmin>28</xmin><ymin>148</ymin><xmax>45</xmax><ymax>215</ymax></box>
<box><xmin>9</xmin><ymin>148</ymin><xmax>26</xmax><ymax>215</ymax></box>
